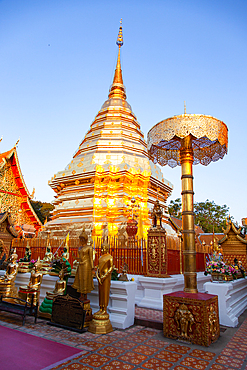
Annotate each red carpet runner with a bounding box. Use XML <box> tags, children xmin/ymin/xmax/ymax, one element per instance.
<box><xmin>0</xmin><ymin>326</ymin><xmax>82</xmax><ymax>370</ymax></box>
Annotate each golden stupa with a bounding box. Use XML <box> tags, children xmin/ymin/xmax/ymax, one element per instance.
<box><xmin>48</xmin><ymin>22</ymin><xmax>173</xmax><ymax>238</ymax></box>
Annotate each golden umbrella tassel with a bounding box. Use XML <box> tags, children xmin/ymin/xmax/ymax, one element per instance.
<box><xmin>147</xmin><ymin>112</ymin><xmax>228</xmax><ymax>346</ymax></box>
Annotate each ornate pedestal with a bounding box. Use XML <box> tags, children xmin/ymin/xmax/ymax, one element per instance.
<box><xmin>88</xmin><ymin>311</ymin><xmax>113</xmax><ymax>334</ymax></box>
<box><xmin>0</xmin><ymin>282</ymin><xmax>17</xmax><ymax>298</ymax></box>
<box><xmin>19</xmin><ymin>289</ymin><xmax>40</xmax><ymax>306</ymax></box>
<box><xmin>163</xmin><ymin>291</ymin><xmax>220</xmax><ymax>347</ymax></box>
<box><xmin>81</xmin><ymin>299</ymin><xmax>93</xmax><ymax>327</ymax></box>
<box><xmin>147</xmin><ymin>228</ymin><xmax>170</xmax><ymax>277</ymax></box>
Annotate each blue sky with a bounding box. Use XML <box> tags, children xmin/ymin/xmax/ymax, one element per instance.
<box><xmin>0</xmin><ymin>0</ymin><xmax>246</xmax><ymax>224</ymax></box>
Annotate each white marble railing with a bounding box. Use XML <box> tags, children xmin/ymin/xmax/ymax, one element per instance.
<box><xmin>204</xmin><ymin>278</ymin><xmax>247</xmax><ymax>327</ymax></box>
<box><xmin>128</xmin><ymin>272</ymin><xmax>211</xmax><ymax>310</ymax></box>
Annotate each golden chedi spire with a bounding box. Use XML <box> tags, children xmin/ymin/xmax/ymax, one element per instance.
<box><xmin>108</xmin><ymin>20</ymin><xmax>126</xmax><ymax>100</ymax></box>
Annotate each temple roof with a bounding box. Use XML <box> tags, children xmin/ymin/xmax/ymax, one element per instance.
<box><xmin>218</xmin><ymin>218</ymin><xmax>247</xmax><ymax>244</ymax></box>
<box><xmin>0</xmin><ymin>146</ymin><xmax>42</xmax><ymax>230</ymax></box>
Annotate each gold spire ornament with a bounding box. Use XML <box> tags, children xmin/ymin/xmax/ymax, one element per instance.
<box><xmin>108</xmin><ymin>19</ymin><xmax>126</xmax><ymax>100</ymax></box>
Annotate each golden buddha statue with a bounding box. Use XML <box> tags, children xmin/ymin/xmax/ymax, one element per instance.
<box><xmin>41</xmin><ymin>245</ymin><xmax>54</xmax><ymax>274</ymax></box>
<box><xmin>19</xmin><ymin>257</ymin><xmax>43</xmax><ymax>305</ymax></box>
<box><xmin>88</xmin><ymin>241</ymin><xmax>113</xmax><ymax>334</ymax></box>
<box><xmin>72</xmin><ymin>230</ymin><xmax>94</xmax><ymax>326</ymax></box>
<box><xmin>0</xmin><ymin>249</ymin><xmax>19</xmax><ymax>297</ymax></box>
<box><xmin>46</xmin><ymin>268</ymin><xmax>66</xmax><ymax>299</ymax></box>
<box><xmin>39</xmin><ymin>260</ymin><xmax>69</xmax><ymax>318</ymax></box>
<box><xmin>72</xmin><ymin>230</ymin><xmax>94</xmax><ymax>300</ymax></box>
<box><xmin>18</xmin><ymin>242</ymin><xmax>32</xmax><ymax>273</ymax></box>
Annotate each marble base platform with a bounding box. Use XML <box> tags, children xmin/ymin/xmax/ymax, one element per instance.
<box><xmin>204</xmin><ymin>278</ymin><xmax>247</xmax><ymax>327</ymax></box>
<box><xmin>128</xmin><ymin>272</ymin><xmax>211</xmax><ymax>311</ymax></box>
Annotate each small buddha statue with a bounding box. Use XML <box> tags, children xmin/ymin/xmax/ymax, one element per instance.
<box><xmin>0</xmin><ymin>249</ymin><xmax>19</xmax><ymax>297</ymax></box>
<box><xmin>41</xmin><ymin>246</ymin><xmax>54</xmax><ymax>274</ymax></box>
<box><xmin>39</xmin><ymin>261</ymin><xmax>68</xmax><ymax>318</ymax></box>
<box><xmin>18</xmin><ymin>242</ymin><xmax>32</xmax><ymax>273</ymax></box>
<box><xmin>62</xmin><ymin>246</ymin><xmax>69</xmax><ymax>261</ymax></box>
<box><xmin>118</xmin><ymin>262</ymin><xmax>129</xmax><ymax>281</ymax></box>
<box><xmin>19</xmin><ymin>257</ymin><xmax>43</xmax><ymax>305</ymax></box>
<box><xmin>46</xmin><ymin>268</ymin><xmax>67</xmax><ymax>299</ymax></box>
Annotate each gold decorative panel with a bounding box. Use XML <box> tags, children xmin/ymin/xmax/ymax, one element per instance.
<box><xmin>163</xmin><ymin>291</ymin><xmax>220</xmax><ymax>346</ymax></box>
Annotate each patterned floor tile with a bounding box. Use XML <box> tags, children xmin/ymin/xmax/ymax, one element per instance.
<box><xmin>133</xmin><ymin>345</ymin><xmax>159</xmax><ymax>356</ymax></box>
<box><xmin>59</xmin><ymin>363</ymin><xmax>91</xmax><ymax>370</ymax></box>
<box><xmin>106</xmin><ymin>330</ymin><xmax>128</xmax><ymax>338</ymax></box>
<box><xmin>78</xmin><ymin>353</ymin><xmax>109</xmax><ymax>367</ymax></box>
<box><xmin>124</xmin><ymin>326</ymin><xmax>144</xmax><ymax>333</ymax></box>
<box><xmin>215</xmin><ymin>355</ymin><xmax>244</xmax><ymax>368</ymax></box>
<box><xmin>50</xmin><ymin>359</ymin><xmax>73</xmax><ymax>369</ymax></box>
<box><xmin>97</xmin><ymin>345</ymin><xmax>126</xmax><ymax>357</ymax></box>
<box><xmin>155</xmin><ymin>350</ymin><xmax>183</xmax><ymax>362</ymax></box>
<box><xmin>80</xmin><ymin>332</ymin><xmax>101</xmax><ymax>339</ymax></box>
<box><xmin>95</xmin><ymin>335</ymin><xmax>117</xmax><ymax>344</ymax></box>
<box><xmin>221</xmin><ymin>348</ymin><xmax>246</xmax><ymax>359</ymax></box>
<box><xmin>145</xmin><ymin>338</ymin><xmax>169</xmax><ymax>348</ymax></box>
<box><xmin>118</xmin><ymin>351</ymin><xmax>148</xmax><ymax>365</ymax></box>
<box><xmin>112</xmin><ymin>339</ymin><xmax>138</xmax><ymax>350</ymax></box>
<box><xmin>101</xmin><ymin>360</ymin><xmax>135</xmax><ymax>370</ymax></box>
<box><xmin>173</xmin><ymin>366</ymin><xmax>191</xmax><ymax>370</ymax></box>
<box><xmin>61</xmin><ymin>364</ymin><xmax>92</xmax><ymax>370</ymax></box>
<box><xmin>165</xmin><ymin>344</ymin><xmax>190</xmax><ymax>354</ymax></box>
<box><xmin>226</xmin><ymin>342</ymin><xmax>247</xmax><ymax>351</ymax></box>
<box><xmin>190</xmin><ymin>349</ymin><xmax>216</xmax><ymax>361</ymax></box>
<box><xmin>82</xmin><ymin>340</ymin><xmax>106</xmax><ymax>350</ymax></box>
<box><xmin>127</xmin><ymin>334</ymin><xmax>146</xmax><ymax>343</ymax></box>
<box><xmin>179</xmin><ymin>356</ymin><xmax>209</xmax><ymax>370</ymax></box>
<box><xmin>209</xmin><ymin>364</ymin><xmax>232</xmax><ymax>370</ymax></box>
<box><xmin>137</xmin><ymin>328</ymin><xmax>160</xmax><ymax>336</ymax></box>
<box><xmin>141</xmin><ymin>357</ymin><xmax>172</xmax><ymax>369</ymax></box>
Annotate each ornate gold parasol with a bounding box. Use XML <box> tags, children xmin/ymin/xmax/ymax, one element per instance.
<box><xmin>147</xmin><ymin>112</ymin><xmax>228</xmax><ymax>293</ymax></box>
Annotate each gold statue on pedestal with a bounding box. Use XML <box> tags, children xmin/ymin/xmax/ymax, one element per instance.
<box><xmin>19</xmin><ymin>257</ymin><xmax>43</xmax><ymax>305</ymax></box>
<box><xmin>18</xmin><ymin>241</ymin><xmax>32</xmax><ymax>273</ymax></box>
<box><xmin>88</xmin><ymin>241</ymin><xmax>113</xmax><ymax>334</ymax></box>
<box><xmin>0</xmin><ymin>249</ymin><xmax>18</xmax><ymax>297</ymax></box>
<box><xmin>39</xmin><ymin>260</ymin><xmax>69</xmax><ymax>318</ymax></box>
<box><xmin>41</xmin><ymin>233</ymin><xmax>54</xmax><ymax>274</ymax></box>
<box><xmin>72</xmin><ymin>230</ymin><xmax>94</xmax><ymax>326</ymax></box>
<box><xmin>41</xmin><ymin>246</ymin><xmax>54</xmax><ymax>274</ymax></box>
<box><xmin>46</xmin><ymin>269</ymin><xmax>66</xmax><ymax>299</ymax></box>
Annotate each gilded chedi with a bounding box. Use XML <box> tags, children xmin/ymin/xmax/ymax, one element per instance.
<box><xmin>48</xmin><ymin>22</ymin><xmax>173</xmax><ymax>238</ymax></box>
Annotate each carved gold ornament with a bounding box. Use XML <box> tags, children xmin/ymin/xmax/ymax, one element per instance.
<box><xmin>174</xmin><ymin>303</ymin><xmax>195</xmax><ymax>339</ymax></box>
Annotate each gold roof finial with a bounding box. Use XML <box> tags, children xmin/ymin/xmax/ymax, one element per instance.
<box><xmin>184</xmin><ymin>101</ymin><xmax>186</xmax><ymax>114</ymax></box>
<box><xmin>108</xmin><ymin>19</ymin><xmax>126</xmax><ymax>100</ymax></box>
<box><xmin>116</xmin><ymin>19</ymin><xmax>123</xmax><ymax>46</ymax></box>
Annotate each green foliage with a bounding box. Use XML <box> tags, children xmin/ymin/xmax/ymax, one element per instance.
<box><xmin>194</xmin><ymin>200</ymin><xmax>230</xmax><ymax>233</ymax></box>
<box><xmin>168</xmin><ymin>198</ymin><xmax>231</xmax><ymax>233</ymax></box>
<box><xmin>168</xmin><ymin>198</ymin><xmax>182</xmax><ymax>218</ymax></box>
<box><xmin>111</xmin><ymin>267</ymin><xmax>119</xmax><ymax>280</ymax></box>
<box><xmin>30</xmin><ymin>200</ymin><xmax>54</xmax><ymax>224</ymax></box>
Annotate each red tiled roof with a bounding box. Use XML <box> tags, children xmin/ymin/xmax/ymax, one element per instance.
<box><xmin>0</xmin><ymin>147</ymin><xmax>41</xmax><ymax>231</ymax></box>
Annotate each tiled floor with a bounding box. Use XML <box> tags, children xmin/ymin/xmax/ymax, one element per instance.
<box><xmin>0</xmin><ymin>308</ymin><xmax>247</xmax><ymax>369</ymax></box>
